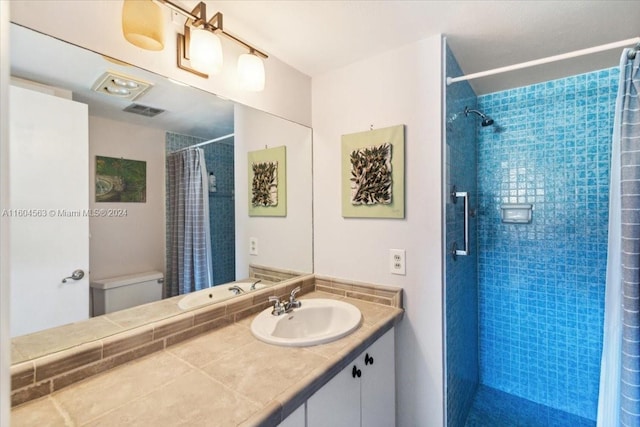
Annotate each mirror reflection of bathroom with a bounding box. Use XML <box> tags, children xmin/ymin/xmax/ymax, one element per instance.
<box><xmin>9</xmin><ymin>23</ymin><xmax>313</xmax><ymax>344</ymax></box>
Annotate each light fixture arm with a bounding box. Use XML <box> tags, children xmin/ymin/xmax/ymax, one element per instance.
<box><xmin>155</xmin><ymin>0</ymin><xmax>268</xmax><ymax>59</ymax></box>
<box><xmin>177</xmin><ymin>30</ymin><xmax>208</xmax><ymax>78</ymax></box>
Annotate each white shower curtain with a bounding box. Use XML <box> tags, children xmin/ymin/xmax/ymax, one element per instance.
<box><xmin>166</xmin><ymin>147</ymin><xmax>213</xmax><ymax>297</ymax></box>
<box><xmin>598</xmin><ymin>48</ymin><xmax>640</xmax><ymax>427</ymax></box>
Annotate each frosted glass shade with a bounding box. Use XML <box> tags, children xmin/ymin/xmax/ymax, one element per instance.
<box><xmin>238</xmin><ymin>53</ymin><xmax>265</xmax><ymax>91</ymax></box>
<box><xmin>189</xmin><ymin>29</ymin><xmax>223</xmax><ymax>75</ymax></box>
<box><xmin>122</xmin><ymin>0</ymin><xmax>164</xmax><ymax>51</ymax></box>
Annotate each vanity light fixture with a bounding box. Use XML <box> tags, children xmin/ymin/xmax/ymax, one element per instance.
<box><xmin>121</xmin><ymin>0</ymin><xmax>164</xmax><ymax>51</ymax></box>
<box><xmin>188</xmin><ymin>26</ymin><xmax>223</xmax><ymax>75</ymax></box>
<box><xmin>238</xmin><ymin>49</ymin><xmax>266</xmax><ymax>92</ymax></box>
<box><xmin>122</xmin><ymin>0</ymin><xmax>268</xmax><ymax>91</ymax></box>
<box><xmin>174</xmin><ymin>2</ymin><xmax>223</xmax><ymax>78</ymax></box>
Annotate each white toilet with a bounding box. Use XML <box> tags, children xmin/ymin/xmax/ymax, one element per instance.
<box><xmin>90</xmin><ymin>271</ymin><xmax>164</xmax><ymax>316</ymax></box>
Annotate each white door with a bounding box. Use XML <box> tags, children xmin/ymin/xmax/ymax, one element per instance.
<box><xmin>9</xmin><ymin>85</ymin><xmax>89</xmax><ymax>337</ymax></box>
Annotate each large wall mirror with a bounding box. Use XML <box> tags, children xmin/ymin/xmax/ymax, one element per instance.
<box><xmin>9</xmin><ymin>23</ymin><xmax>313</xmax><ymax>364</ymax></box>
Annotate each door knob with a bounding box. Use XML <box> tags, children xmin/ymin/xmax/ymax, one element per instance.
<box><xmin>62</xmin><ymin>269</ymin><xmax>85</xmax><ymax>283</ymax></box>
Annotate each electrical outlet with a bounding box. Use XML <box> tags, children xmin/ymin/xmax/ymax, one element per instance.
<box><xmin>249</xmin><ymin>237</ymin><xmax>259</xmax><ymax>255</ymax></box>
<box><xmin>390</xmin><ymin>249</ymin><xmax>406</xmax><ymax>275</ymax></box>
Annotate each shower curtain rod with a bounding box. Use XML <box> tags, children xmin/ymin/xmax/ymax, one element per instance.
<box><xmin>446</xmin><ymin>36</ymin><xmax>640</xmax><ymax>86</ymax></box>
<box><xmin>170</xmin><ymin>133</ymin><xmax>235</xmax><ymax>153</ymax></box>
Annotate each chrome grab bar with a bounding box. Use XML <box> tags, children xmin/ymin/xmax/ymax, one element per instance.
<box><xmin>451</xmin><ymin>189</ymin><xmax>469</xmax><ymax>259</ymax></box>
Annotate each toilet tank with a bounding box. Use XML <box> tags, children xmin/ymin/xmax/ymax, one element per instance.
<box><xmin>90</xmin><ymin>271</ymin><xmax>164</xmax><ymax>316</ymax></box>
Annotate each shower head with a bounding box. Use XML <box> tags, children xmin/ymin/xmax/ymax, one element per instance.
<box><xmin>464</xmin><ymin>106</ymin><xmax>494</xmax><ymax>127</ymax></box>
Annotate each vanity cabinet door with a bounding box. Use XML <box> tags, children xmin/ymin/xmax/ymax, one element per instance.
<box><xmin>306</xmin><ymin>327</ymin><xmax>395</xmax><ymax>427</ymax></box>
<box><xmin>360</xmin><ymin>328</ymin><xmax>395</xmax><ymax>427</ymax></box>
<box><xmin>306</xmin><ymin>359</ymin><xmax>361</xmax><ymax>427</ymax></box>
<box><xmin>278</xmin><ymin>403</ymin><xmax>305</xmax><ymax>427</ymax></box>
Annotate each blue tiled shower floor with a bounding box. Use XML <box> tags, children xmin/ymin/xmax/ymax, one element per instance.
<box><xmin>464</xmin><ymin>385</ymin><xmax>595</xmax><ymax>427</ymax></box>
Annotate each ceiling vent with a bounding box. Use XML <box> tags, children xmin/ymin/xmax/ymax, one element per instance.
<box><xmin>92</xmin><ymin>71</ymin><xmax>151</xmax><ymax>100</ymax></box>
<box><xmin>123</xmin><ymin>103</ymin><xmax>165</xmax><ymax>117</ymax></box>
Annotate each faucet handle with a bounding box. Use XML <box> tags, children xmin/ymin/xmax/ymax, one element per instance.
<box><xmin>269</xmin><ymin>296</ymin><xmax>285</xmax><ymax>316</ymax></box>
<box><xmin>268</xmin><ymin>296</ymin><xmax>281</xmax><ymax>304</ymax></box>
<box><xmin>289</xmin><ymin>286</ymin><xmax>302</xmax><ymax>309</ymax></box>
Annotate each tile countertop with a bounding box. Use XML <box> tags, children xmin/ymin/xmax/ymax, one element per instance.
<box><xmin>11</xmin><ymin>291</ymin><xmax>403</xmax><ymax>427</ymax></box>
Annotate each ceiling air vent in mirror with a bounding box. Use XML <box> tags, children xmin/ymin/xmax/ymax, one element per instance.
<box><xmin>92</xmin><ymin>71</ymin><xmax>151</xmax><ymax>100</ymax></box>
<box><xmin>123</xmin><ymin>103</ymin><xmax>165</xmax><ymax>117</ymax></box>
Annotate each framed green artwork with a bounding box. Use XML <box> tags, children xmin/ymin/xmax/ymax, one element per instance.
<box><xmin>341</xmin><ymin>125</ymin><xmax>405</xmax><ymax>218</ymax></box>
<box><xmin>95</xmin><ymin>156</ymin><xmax>146</xmax><ymax>203</ymax></box>
<box><xmin>248</xmin><ymin>145</ymin><xmax>286</xmax><ymax>217</ymax></box>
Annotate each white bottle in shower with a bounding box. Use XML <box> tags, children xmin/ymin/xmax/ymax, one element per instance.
<box><xmin>209</xmin><ymin>172</ymin><xmax>217</xmax><ymax>193</ymax></box>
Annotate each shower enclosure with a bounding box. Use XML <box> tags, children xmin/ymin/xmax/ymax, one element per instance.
<box><xmin>444</xmin><ymin>41</ymin><xmax>616</xmax><ymax>426</ymax></box>
<box><xmin>166</xmin><ymin>131</ymin><xmax>236</xmax><ymax>293</ymax></box>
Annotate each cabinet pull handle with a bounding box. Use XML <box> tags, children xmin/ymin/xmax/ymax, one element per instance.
<box><xmin>365</xmin><ymin>353</ymin><xmax>374</xmax><ymax>365</ymax></box>
<box><xmin>352</xmin><ymin>365</ymin><xmax>361</xmax><ymax>378</ymax></box>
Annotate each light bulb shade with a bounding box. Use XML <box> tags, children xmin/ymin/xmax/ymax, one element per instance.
<box><xmin>238</xmin><ymin>53</ymin><xmax>265</xmax><ymax>91</ymax></box>
<box><xmin>189</xmin><ymin>29</ymin><xmax>223</xmax><ymax>75</ymax></box>
<box><xmin>122</xmin><ymin>0</ymin><xmax>165</xmax><ymax>51</ymax></box>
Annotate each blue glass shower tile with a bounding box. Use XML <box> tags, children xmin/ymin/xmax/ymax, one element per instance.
<box><xmin>476</xmin><ymin>66</ymin><xmax>617</xmax><ymax>421</ymax></box>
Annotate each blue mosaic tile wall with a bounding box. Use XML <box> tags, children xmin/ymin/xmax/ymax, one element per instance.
<box><xmin>204</xmin><ymin>138</ymin><xmax>236</xmax><ymax>285</ymax></box>
<box><xmin>445</xmin><ymin>44</ymin><xmax>479</xmax><ymax>427</ymax></box>
<box><xmin>466</xmin><ymin>385</ymin><xmax>595</xmax><ymax>427</ymax></box>
<box><xmin>165</xmin><ymin>132</ymin><xmax>236</xmax><ymax>287</ymax></box>
<box><xmin>476</xmin><ymin>67</ymin><xmax>617</xmax><ymax>420</ymax></box>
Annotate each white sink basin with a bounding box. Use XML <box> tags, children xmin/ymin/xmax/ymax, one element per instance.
<box><xmin>177</xmin><ymin>281</ymin><xmax>265</xmax><ymax>310</ymax></box>
<box><xmin>250</xmin><ymin>298</ymin><xmax>362</xmax><ymax>347</ymax></box>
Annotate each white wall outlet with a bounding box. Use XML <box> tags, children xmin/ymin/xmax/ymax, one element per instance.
<box><xmin>390</xmin><ymin>249</ymin><xmax>406</xmax><ymax>275</ymax></box>
<box><xmin>249</xmin><ymin>237</ymin><xmax>259</xmax><ymax>255</ymax></box>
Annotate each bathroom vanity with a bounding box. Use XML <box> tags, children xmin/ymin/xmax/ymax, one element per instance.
<box><xmin>11</xmin><ymin>276</ymin><xmax>403</xmax><ymax>426</ymax></box>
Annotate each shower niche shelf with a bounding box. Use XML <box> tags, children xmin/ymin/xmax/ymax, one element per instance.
<box><xmin>500</xmin><ymin>204</ymin><xmax>532</xmax><ymax>224</ymax></box>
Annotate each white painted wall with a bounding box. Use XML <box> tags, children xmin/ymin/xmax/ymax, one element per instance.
<box><xmin>0</xmin><ymin>1</ymin><xmax>11</xmax><ymax>425</ymax></box>
<box><xmin>88</xmin><ymin>116</ymin><xmax>166</xmax><ymax>280</ymax></box>
<box><xmin>9</xmin><ymin>0</ymin><xmax>312</xmax><ymax>127</ymax></box>
<box><xmin>311</xmin><ymin>35</ymin><xmax>444</xmax><ymax>426</ymax></box>
<box><xmin>234</xmin><ymin>105</ymin><xmax>314</xmax><ymax>276</ymax></box>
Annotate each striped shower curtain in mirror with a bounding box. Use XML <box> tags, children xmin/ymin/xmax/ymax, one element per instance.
<box><xmin>598</xmin><ymin>48</ymin><xmax>640</xmax><ymax>427</ymax></box>
<box><xmin>166</xmin><ymin>147</ymin><xmax>213</xmax><ymax>297</ymax></box>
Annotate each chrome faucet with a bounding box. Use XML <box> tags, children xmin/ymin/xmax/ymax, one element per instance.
<box><xmin>269</xmin><ymin>286</ymin><xmax>302</xmax><ymax>316</ymax></box>
<box><xmin>269</xmin><ymin>296</ymin><xmax>286</xmax><ymax>316</ymax></box>
<box><xmin>228</xmin><ymin>285</ymin><xmax>245</xmax><ymax>295</ymax></box>
<box><xmin>287</xmin><ymin>286</ymin><xmax>302</xmax><ymax>310</ymax></box>
<box><xmin>250</xmin><ymin>279</ymin><xmax>262</xmax><ymax>290</ymax></box>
